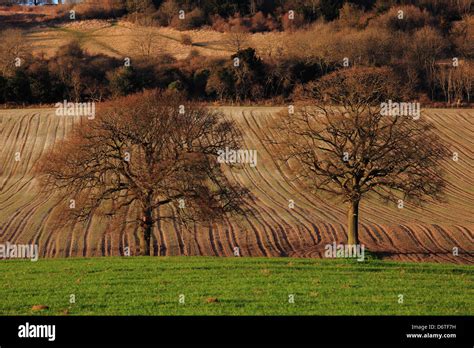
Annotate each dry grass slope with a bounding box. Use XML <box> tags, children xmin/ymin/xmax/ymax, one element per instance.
<box><xmin>0</xmin><ymin>108</ymin><xmax>473</xmax><ymax>263</ymax></box>
<box><xmin>24</xmin><ymin>20</ymin><xmax>285</xmax><ymax>60</ymax></box>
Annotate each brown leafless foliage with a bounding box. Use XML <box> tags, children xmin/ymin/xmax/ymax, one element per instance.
<box><xmin>130</xmin><ymin>25</ymin><xmax>159</xmax><ymax>60</ymax></box>
<box><xmin>223</xmin><ymin>27</ymin><xmax>250</xmax><ymax>53</ymax></box>
<box><xmin>0</xmin><ymin>28</ymin><xmax>30</xmax><ymax>76</ymax></box>
<box><xmin>435</xmin><ymin>60</ymin><xmax>473</xmax><ymax>104</ymax></box>
<box><xmin>451</xmin><ymin>15</ymin><xmax>474</xmax><ymax>58</ymax></box>
<box><xmin>272</xmin><ymin>67</ymin><xmax>449</xmax><ymax>246</ymax></box>
<box><xmin>36</xmin><ymin>90</ymin><xmax>248</xmax><ymax>256</ymax></box>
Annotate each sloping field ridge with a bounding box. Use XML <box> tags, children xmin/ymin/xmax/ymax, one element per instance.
<box><xmin>0</xmin><ymin>107</ymin><xmax>473</xmax><ymax>263</ymax></box>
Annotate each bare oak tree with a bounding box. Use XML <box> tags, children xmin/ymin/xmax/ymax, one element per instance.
<box><xmin>224</xmin><ymin>26</ymin><xmax>250</xmax><ymax>53</ymax></box>
<box><xmin>36</xmin><ymin>90</ymin><xmax>247</xmax><ymax>256</ymax></box>
<box><xmin>273</xmin><ymin>67</ymin><xmax>449</xmax><ymax>245</ymax></box>
<box><xmin>131</xmin><ymin>26</ymin><xmax>158</xmax><ymax>60</ymax></box>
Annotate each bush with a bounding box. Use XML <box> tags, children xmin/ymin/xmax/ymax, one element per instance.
<box><xmin>180</xmin><ymin>33</ymin><xmax>193</xmax><ymax>46</ymax></box>
<box><xmin>250</xmin><ymin>12</ymin><xmax>278</xmax><ymax>32</ymax></box>
<box><xmin>192</xmin><ymin>68</ymin><xmax>210</xmax><ymax>97</ymax></box>
<box><xmin>172</xmin><ymin>7</ymin><xmax>207</xmax><ymax>30</ymax></box>
<box><xmin>73</xmin><ymin>0</ymin><xmax>126</xmax><ymax>19</ymax></box>
<box><xmin>305</xmin><ymin>66</ymin><xmax>403</xmax><ymax>104</ymax></box>
<box><xmin>370</xmin><ymin>5</ymin><xmax>433</xmax><ymax>32</ymax></box>
<box><xmin>28</xmin><ymin>61</ymin><xmax>54</xmax><ymax>103</ymax></box>
<box><xmin>320</xmin><ymin>0</ymin><xmax>344</xmax><ymax>21</ymax></box>
<box><xmin>450</xmin><ymin>15</ymin><xmax>474</xmax><ymax>58</ymax></box>
<box><xmin>156</xmin><ymin>0</ymin><xmax>179</xmax><ymax>26</ymax></box>
<box><xmin>6</xmin><ymin>70</ymin><xmax>32</xmax><ymax>104</ymax></box>
<box><xmin>281</xmin><ymin>10</ymin><xmax>306</xmax><ymax>31</ymax></box>
<box><xmin>107</xmin><ymin>66</ymin><xmax>142</xmax><ymax>97</ymax></box>
<box><xmin>0</xmin><ymin>75</ymin><xmax>6</xmax><ymax>103</ymax></box>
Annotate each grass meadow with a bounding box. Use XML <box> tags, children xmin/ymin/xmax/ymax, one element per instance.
<box><xmin>0</xmin><ymin>256</ymin><xmax>472</xmax><ymax>316</ymax></box>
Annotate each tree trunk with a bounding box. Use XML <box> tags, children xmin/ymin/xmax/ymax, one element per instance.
<box><xmin>347</xmin><ymin>200</ymin><xmax>359</xmax><ymax>245</ymax></box>
<box><xmin>140</xmin><ymin>207</ymin><xmax>153</xmax><ymax>256</ymax></box>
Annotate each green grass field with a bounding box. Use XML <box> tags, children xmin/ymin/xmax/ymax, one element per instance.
<box><xmin>0</xmin><ymin>257</ymin><xmax>472</xmax><ymax>315</ymax></box>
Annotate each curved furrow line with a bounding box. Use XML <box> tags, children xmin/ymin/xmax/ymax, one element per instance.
<box><xmin>39</xmin><ymin>222</ymin><xmax>59</xmax><ymax>258</ymax></box>
<box><xmin>0</xmin><ymin>113</ymin><xmax>54</xmax><ymax>204</ymax></box>
<box><xmin>4</xmin><ymin>194</ymin><xmax>51</xmax><ymax>244</ymax></box>
<box><xmin>430</xmin><ymin>109</ymin><xmax>474</xmax><ymax>129</ymax></box>
<box><xmin>191</xmin><ymin>224</ymin><xmax>203</xmax><ymax>256</ymax></box>
<box><xmin>361</xmin><ymin>224</ymin><xmax>381</xmax><ymax>247</ymax></box>
<box><xmin>287</xmin><ymin>220</ymin><xmax>316</xmax><ymax>248</ymax></box>
<box><xmin>155</xmin><ymin>206</ymin><xmax>168</xmax><ymax>256</ymax></box>
<box><xmin>225</xmin><ymin>162</ymin><xmax>287</xmax><ymax>256</ymax></box>
<box><xmin>430</xmin><ymin>111</ymin><xmax>474</xmax><ymax>142</ymax></box>
<box><xmin>12</xmin><ymin>113</ymin><xmax>35</xmax><ymax>177</ymax></box>
<box><xmin>81</xmin><ymin>217</ymin><xmax>94</xmax><ymax>257</ymax></box>
<box><xmin>0</xmin><ymin>114</ymin><xmax>32</xmax><ymax>192</ymax></box>
<box><xmin>234</xmin><ymin>119</ymin><xmax>316</xmax><ymax>224</ymax></box>
<box><xmin>27</xmin><ymin>196</ymin><xmax>61</xmax><ymax>248</ymax></box>
<box><xmin>290</xmin><ymin>223</ymin><xmax>310</xmax><ymax>249</ymax></box>
<box><xmin>214</xmin><ymin>223</ymin><xmax>232</xmax><ymax>256</ymax></box>
<box><xmin>237</xmin><ymin>187</ymin><xmax>289</xmax><ymax>256</ymax></box>
<box><xmin>235</xmin><ymin>119</ymin><xmax>322</xmax><ymax>248</ymax></box>
<box><xmin>241</xmin><ymin>214</ymin><xmax>270</xmax><ymax>256</ymax></box>
<box><xmin>169</xmin><ymin>210</ymin><xmax>186</xmax><ymax>255</ymax></box>
<box><xmin>432</xmin><ymin>224</ymin><xmax>471</xmax><ymax>251</ymax></box>
<box><xmin>100</xmin><ymin>228</ymin><xmax>107</xmax><ymax>257</ymax></box>
<box><xmin>363</xmin><ymin>223</ymin><xmax>383</xmax><ymax>244</ymax></box>
<box><xmin>442</xmin><ymin>163</ymin><xmax>474</xmax><ymax>197</ymax></box>
<box><xmin>20</xmin><ymin>113</ymin><xmax>42</xmax><ymax>176</ymax></box>
<box><xmin>129</xmin><ymin>222</ymin><xmax>140</xmax><ymax>256</ymax></box>
<box><xmin>0</xmin><ymin>204</ymin><xmax>26</xmax><ymax>238</ymax></box>
<box><xmin>327</xmin><ymin>223</ymin><xmax>345</xmax><ymax>245</ymax></box>
<box><xmin>246</xmin><ymin>111</ymin><xmax>345</xmax><ymax>222</ymax></box>
<box><xmin>373</xmin><ymin>223</ymin><xmax>397</xmax><ymax>249</ymax></box>
<box><xmin>174</xmin><ymin>207</ymin><xmax>188</xmax><ymax>255</ymax></box>
<box><xmin>434</xmin><ymin>123</ymin><xmax>474</xmax><ymax>152</ymax></box>
<box><xmin>207</xmin><ymin>224</ymin><xmax>220</xmax><ymax>256</ymax></box>
<box><xmin>399</xmin><ymin>224</ymin><xmax>434</xmax><ymax>254</ymax></box>
<box><xmin>118</xmin><ymin>203</ymin><xmax>132</xmax><ymax>256</ymax></box>
<box><xmin>418</xmin><ymin>224</ymin><xmax>449</xmax><ymax>253</ymax></box>
<box><xmin>65</xmin><ymin>225</ymin><xmax>75</xmax><ymax>258</ymax></box>
<box><xmin>455</xmin><ymin>225</ymin><xmax>474</xmax><ymax>245</ymax></box>
<box><xmin>236</xmin><ymin>175</ymin><xmax>294</xmax><ymax>254</ymax></box>
<box><xmin>318</xmin><ymin>222</ymin><xmax>334</xmax><ymax>244</ymax></box>
<box><xmin>0</xmin><ymin>176</ymin><xmax>38</xmax><ymax>206</ymax></box>
<box><xmin>221</xmin><ymin>215</ymin><xmax>239</xmax><ymax>256</ymax></box>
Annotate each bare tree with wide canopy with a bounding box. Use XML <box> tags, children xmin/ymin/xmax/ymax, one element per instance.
<box><xmin>37</xmin><ymin>90</ymin><xmax>248</xmax><ymax>255</ymax></box>
<box><xmin>273</xmin><ymin>67</ymin><xmax>449</xmax><ymax>246</ymax></box>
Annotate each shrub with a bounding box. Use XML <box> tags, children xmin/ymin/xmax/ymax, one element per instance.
<box><xmin>370</xmin><ymin>5</ymin><xmax>433</xmax><ymax>32</ymax></box>
<box><xmin>107</xmin><ymin>66</ymin><xmax>142</xmax><ymax>97</ymax></box>
<box><xmin>172</xmin><ymin>7</ymin><xmax>207</xmax><ymax>30</ymax></box>
<box><xmin>281</xmin><ymin>11</ymin><xmax>307</xmax><ymax>31</ymax></box>
<box><xmin>6</xmin><ymin>69</ymin><xmax>32</xmax><ymax>104</ymax></box>
<box><xmin>192</xmin><ymin>68</ymin><xmax>210</xmax><ymax>97</ymax></box>
<box><xmin>450</xmin><ymin>15</ymin><xmax>474</xmax><ymax>58</ymax></box>
<box><xmin>250</xmin><ymin>11</ymin><xmax>278</xmax><ymax>32</ymax></box>
<box><xmin>156</xmin><ymin>0</ymin><xmax>179</xmax><ymax>26</ymax></box>
<box><xmin>320</xmin><ymin>0</ymin><xmax>344</xmax><ymax>21</ymax></box>
<box><xmin>0</xmin><ymin>75</ymin><xmax>6</xmax><ymax>103</ymax></box>
<box><xmin>180</xmin><ymin>33</ymin><xmax>193</xmax><ymax>46</ymax></box>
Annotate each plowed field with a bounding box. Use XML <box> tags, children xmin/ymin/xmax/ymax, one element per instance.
<box><xmin>1</xmin><ymin>108</ymin><xmax>473</xmax><ymax>263</ymax></box>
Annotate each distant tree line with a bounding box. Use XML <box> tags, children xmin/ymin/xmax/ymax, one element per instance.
<box><xmin>2</xmin><ymin>1</ymin><xmax>471</xmax><ymax>29</ymax></box>
<box><xmin>0</xmin><ymin>0</ymin><xmax>472</xmax><ymax>105</ymax></box>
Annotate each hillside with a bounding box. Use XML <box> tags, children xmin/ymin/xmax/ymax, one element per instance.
<box><xmin>24</xmin><ymin>20</ymin><xmax>280</xmax><ymax>59</ymax></box>
<box><xmin>0</xmin><ymin>108</ymin><xmax>473</xmax><ymax>263</ymax></box>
